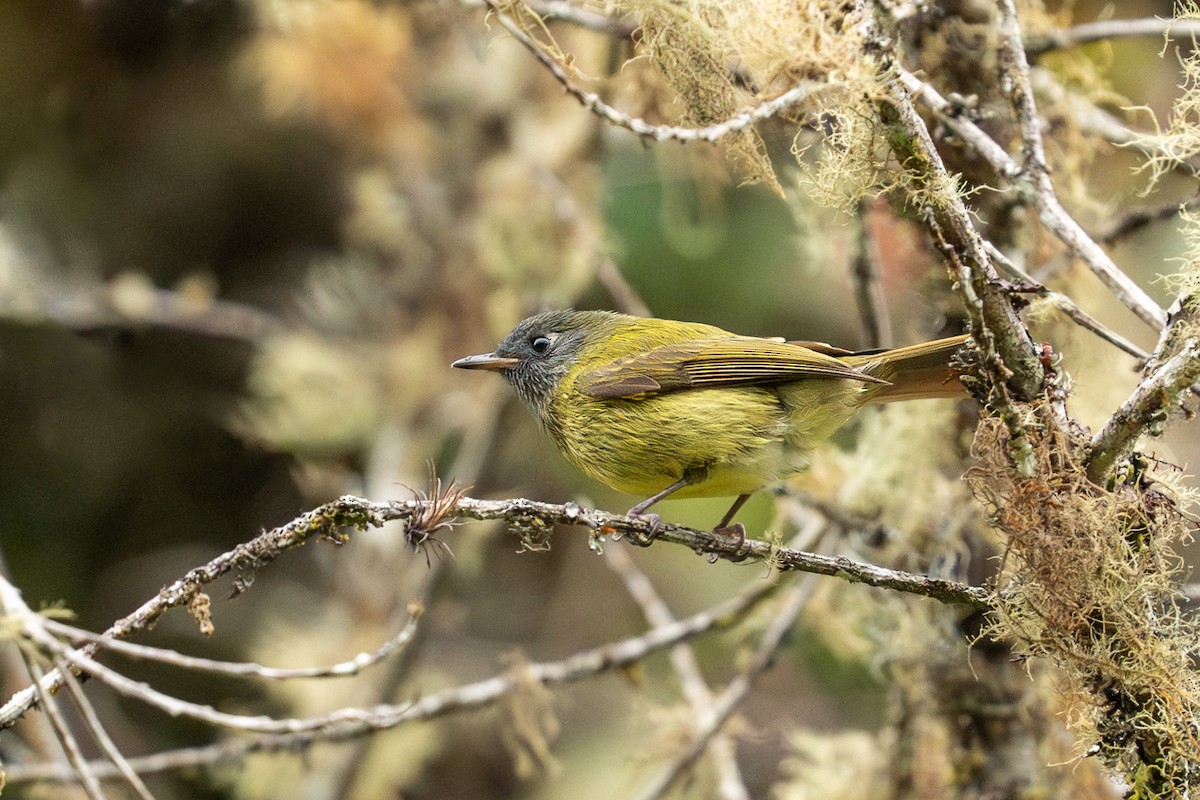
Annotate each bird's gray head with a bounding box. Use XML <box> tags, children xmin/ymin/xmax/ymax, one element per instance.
<box><xmin>452</xmin><ymin>310</ymin><xmax>618</xmax><ymax>423</ymax></box>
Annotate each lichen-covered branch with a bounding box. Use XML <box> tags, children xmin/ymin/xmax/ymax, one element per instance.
<box><xmin>442</xmin><ymin>495</ymin><xmax>992</xmax><ymax>608</ymax></box>
<box><xmin>895</xmin><ymin>68</ymin><xmax>1169</xmax><ymax>331</ymax></box>
<box><xmin>482</xmin><ymin>0</ymin><xmax>828</xmax><ymax>145</ymax></box>
<box><xmin>881</xmin><ymin>95</ymin><xmax>1041</xmax><ymax>396</ymax></box>
<box><xmin>1087</xmin><ymin>337</ymin><xmax>1200</xmax><ymax>483</ymax></box>
<box><xmin>0</xmin><ymin>493</ymin><xmax>991</xmax><ymax>730</ymax></box>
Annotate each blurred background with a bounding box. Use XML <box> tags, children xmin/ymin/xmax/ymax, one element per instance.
<box><xmin>0</xmin><ymin>0</ymin><xmax>1195</xmax><ymax>798</ymax></box>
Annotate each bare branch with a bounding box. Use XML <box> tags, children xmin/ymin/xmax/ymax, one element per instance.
<box><xmin>1026</xmin><ymin>17</ymin><xmax>1200</xmax><ymax>57</ymax></box>
<box><xmin>4</xmin><ymin>572</ymin><xmax>781</xmax><ymax>787</ymax></box>
<box><xmin>606</xmin><ymin>543</ymin><xmax>756</xmax><ymax>800</ymax></box>
<box><xmin>1098</xmin><ymin>198</ymin><xmax>1200</xmax><ymax>244</ymax></box>
<box><xmin>983</xmin><ymin>242</ymin><xmax>1151</xmax><ymax>362</ymax></box>
<box><xmin>526</xmin><ymin>0</ymin><xmax>636</xmax><ymax>38</ymax></box>
<box><xmin>26</xmin><ymin>607</ymin><xmax>421</xmax><ymax>737</ymax></box>
<box><xmin>42</xmin><ymin>607</ymin><xmax>421</xmax><ymax>681</ymax></box>
<box><xmin>55</xmin><ymin>666</ymin><xmax>157</xmax><ymax>800</ymax></box>
<box><xmin>18</xmin><ymin>650</ymin><xmax>107</xmax><ymax>800</ymax></box>
<box><xmin>538</xmin><ymin>168</ymin><xmax>653</xmax><ymax>317</ymax></box>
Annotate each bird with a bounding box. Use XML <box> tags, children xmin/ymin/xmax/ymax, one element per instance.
<box><xmin>453</xmin><ymin>310</ymin><xmax>969</xmax><ymax>540</ymax></box>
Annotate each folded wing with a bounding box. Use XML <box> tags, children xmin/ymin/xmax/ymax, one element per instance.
<box><xmin>582</xmin><ymin>337</ymin><xmax>888</xmax><ymax>399</ymax></box>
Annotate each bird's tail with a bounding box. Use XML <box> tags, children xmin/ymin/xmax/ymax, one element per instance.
<box><xmin>851</xmin><ymin>334</ymin><xmax>971</xmax><ymax>404</ymax></box>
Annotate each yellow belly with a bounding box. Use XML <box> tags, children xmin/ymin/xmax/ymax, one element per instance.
<box><xmin>546</xmin><ymin>380</ymin><xmax>864</xmax><ymax>499</ymax></box>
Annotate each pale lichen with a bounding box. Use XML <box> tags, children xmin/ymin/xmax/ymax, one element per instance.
<box><xmin>969</xmin><ymin>410</ymin><xmax>1200</xmax><ymax>796</ymax></box>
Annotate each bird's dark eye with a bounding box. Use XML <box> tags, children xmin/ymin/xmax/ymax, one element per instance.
<box><xmin>531</xmin><ymin>336</ymin><xmax>552</xmax><ymax>354</ymax></box>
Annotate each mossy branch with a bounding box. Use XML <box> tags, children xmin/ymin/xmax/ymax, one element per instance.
<box><xmin>873</xmin><ymin>77</ymin><xmax>1044</xmax><ymax>485</ymax></box>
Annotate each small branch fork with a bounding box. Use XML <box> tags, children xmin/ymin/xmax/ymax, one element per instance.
<box><xmin>1087</xmin><ymin>291</ymin><xmax>1200</xmax><ymax>482</ymax></box>
<box><xmin>893</xmin><ymin>66</ymin><xmax>1168</xmax><ymax>332</ymax></box>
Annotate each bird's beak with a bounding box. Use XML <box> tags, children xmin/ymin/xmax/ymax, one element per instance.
<box><xmin>451</xmin><ymin>352</ymin><xmax>521</xmax><ymax>371</ymax></box>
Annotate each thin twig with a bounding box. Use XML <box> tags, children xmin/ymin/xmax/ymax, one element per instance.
<box><xmin>605</xmin><ymin>545</ymin><xmax>751</xmax><ymax>800</ymax></box>
<box><xmin>526</xmin><ymin>0</ymin><xmax>636</xmax><ymax>38</ymax></box>
<box><xmin>635</xmin><ymin>577</ymin><xmax>817</xmax><ymax>800</ymax></box>
<box><xmin>997</xmin><ymin>0</ymin><xmax>1052</xmax><ymax>184</ymax></box>
<box><xmin>42</xmin><ymin>608</ymin><xmax>421</xmax><ymax>681</ymax></box>
<box><xmin>56</xmin><ymin>666</ymin><xmax>157</xmax><ymax>800</ymax></box>
<box><xmin>445</xmin><ymin>496</ymin><xmax>992</xmax><ymax>606</ymax></box>
<box><xmin>539</xmin><ymin>168</ymin><xmax>653</xmax><ymax>317</ymax></box>
<box><xmin>1026</xmin><ymin>17</ymin><xmax>1200</xmax><ymax>57</ymax></box>
<box><xmin>596</xmin><ymin>257</ymin><xmax>652</xmax><ymax>317</ymax></box>
<box><xmin>983</xmin><ymin>242</ymin><xmax>1149</xmax><ymax>361</ymax></box>
<box><xmin>31</xmin><ymin>618</ymin><xmax>413</xmax><ymax>736</ymax></box>
<box><xmin>1097</xmin><ymin>197</ymin><xmax>1200</xmax><ymax>244</ymax></box>
<box><xmin>0</xmin><ymin>498</ymin><xmax>387</xmax><ymax>728</ymax></box>
<box><xmin>18</xmin><ymin>651</ymin><xmax>107</xmax><ymax>800</ymax></box>
<box><xmin>4</xmin><ymin>572</ymin><xmax>781</xmax><ymax>786</ymax></box>
<box><xmin>482</xmin><ymin>0</ymin><xmax>825</xmax><ymax>144</ymax></box>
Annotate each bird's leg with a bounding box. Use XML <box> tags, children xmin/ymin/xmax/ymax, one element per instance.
<box><xmin>626</xmin><ymin>469</ymin><xmax>705</xmax><ymax>540</ymax></box>
<box><xmin>626</xmin><ymin>477</ymin><xmax>689</xmax><ymax>540</ymax></box>
<box><xmin>714</xmin><ymin>494</ymin><xmax>751</xmax><ymax>562</ymax></box>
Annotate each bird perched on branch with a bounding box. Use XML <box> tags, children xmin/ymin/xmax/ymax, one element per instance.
<box><xmin>454</xmin><ymin>310</ymin><xmax>969</xmax><ymax>541</ymax></box>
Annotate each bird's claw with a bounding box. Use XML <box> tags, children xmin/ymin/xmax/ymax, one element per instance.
<box><xmin>626</xmin><ymin>510</ymin><xmax>662</xmax><ymax>545</ymax></box>
<box><xmin>712</xmin><ymin>523</ymin><xmax>749</xmax><ymax>562</ymax></box>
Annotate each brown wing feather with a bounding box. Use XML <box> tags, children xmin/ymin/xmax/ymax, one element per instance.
<box><xmin>582</xmin><ymin>337</ymin><xmax>888</xmax><ymax>400</ymax></box>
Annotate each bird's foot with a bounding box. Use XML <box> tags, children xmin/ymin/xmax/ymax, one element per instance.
<box><xmin>626</xmin><ymin>510</ymin><xmax>662</xmax><ymax>545</ymax></box>
<box><xmin>711</xmin><ymin>522</ymin><xmax>750</xmax><ymax>562</ymax></box>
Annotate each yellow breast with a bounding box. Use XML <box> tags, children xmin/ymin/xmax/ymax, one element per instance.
<box><xmin>547</xmin><ymin>384</ymin><xmax>800</xmax><ymax>498</ymax></box>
